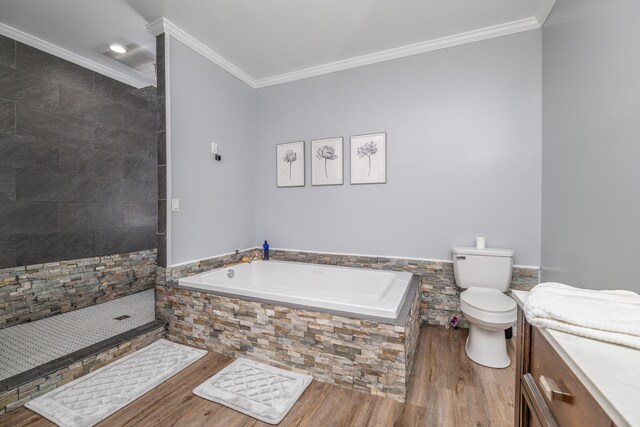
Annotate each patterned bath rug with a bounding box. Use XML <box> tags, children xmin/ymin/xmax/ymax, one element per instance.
<box><xmin>25</xmin><ymin>339</ymin><xmax>207</xmax><ymax>427</ymax></box>
<box><xmin>193</xmin><ymin>358</ymin><xmax>313</xmax><ymax>424</ymax></box>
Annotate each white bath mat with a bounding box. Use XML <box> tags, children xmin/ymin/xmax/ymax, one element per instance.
<box><xmin>193</xmin><ymin>358</ymin><xmax>312</xmax><ymax>425</ymax></box>
<box><xmin>25</xmin><ymin>339</ymin><xmax>207</xmax><ymax>427</ymax></box>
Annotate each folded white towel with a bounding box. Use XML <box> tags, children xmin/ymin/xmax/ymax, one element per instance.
<box><xmin>524</xmin><ymin>282</ymin><xmax>640</xmax><ymax>350</ymax></box>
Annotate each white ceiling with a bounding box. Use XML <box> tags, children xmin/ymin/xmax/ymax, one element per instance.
<box><xmin>0</xmin><ymin>0</ymin><xmax>555</xmax><ymax>88</ymax></box>
<box><xmin>0</xmin><ymin>0</ymin><xmax>156</xmax><ymax>87</ymax></box>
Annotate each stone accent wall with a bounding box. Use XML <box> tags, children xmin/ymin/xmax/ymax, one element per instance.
<box><xmin>269</xmin><ymin>249</ymin><xmax>539</xmax><ymax>326</ymax></box>
<box><xmin>0</xmin><ymin>324</ymin><xmax>164</xmax><ymax>415</ymax></box>
<box><xmin>0</xmin><ymin>249</ymin><xmax>156</xmax><ymax>328</ymax></box>
<box><xmin>156</xmin><ymin>283</ymin><xmax>420</xmax><ymax>402</ymax></box>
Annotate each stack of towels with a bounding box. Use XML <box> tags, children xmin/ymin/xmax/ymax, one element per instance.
<box><xmin>524</xmin><ymin>283</ymin><xmax>640</xmax><ymax>350</ymax></box>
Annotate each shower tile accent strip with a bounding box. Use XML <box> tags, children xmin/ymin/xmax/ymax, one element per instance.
<box><xmin>0</xmin><ymin>249</ymin><xmax>156</xmax><ymax>328</ymax></box>
<box><xmin>0</xmin><ymin>322</ymin><xmax>165</xmax><ymax>415</ymax></box>
<box><xmin>268</xmin><ymin>249</ymin><xmax>539</xmax><ymax>325</ymax></box>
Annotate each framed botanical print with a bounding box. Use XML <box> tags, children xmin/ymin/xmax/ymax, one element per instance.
<box><xmin>276</xmin><ymin>141</ymin><xmax>305</xmax><ymax>187</ymax></box>
<box><xmin>350</xmin><ymin>132</ymin><xmax>387</xmax><ymax>184</ymax></box>
<box><xmin>311</xmin><ymin>137</ymin><xmax>343</xmax><ymax>186</ymax></box>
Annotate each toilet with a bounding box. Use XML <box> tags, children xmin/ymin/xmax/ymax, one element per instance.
<box><xmin>452</xmin><ymin>246</ymin><xmax>517</xmax><ymax>368</ymax></box>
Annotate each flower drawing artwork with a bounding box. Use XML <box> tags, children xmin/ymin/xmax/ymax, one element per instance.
<box><xmin>283</xmin><ymin>149</ymin><xmax>297</xmax><ymax>180</ymax></box>
<box><xmin>316</xmin><ymin>145</ymin><xmax>339</xmax><ymax>178</ymax></box>
<box><xmin>357</xmin><ymin>141</ymin><xmax>378</xmax><ymax>176</ymax></box>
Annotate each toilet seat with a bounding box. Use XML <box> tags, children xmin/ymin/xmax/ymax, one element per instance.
<box><xmin>460</xmin><ymin>288</ymin><xmax>517</xmax><ymax>313</ymax></box>
<box><xmin>460</xmin><ymin>288</ymin><xmax>517</xmax><ymax>327</ymax></box>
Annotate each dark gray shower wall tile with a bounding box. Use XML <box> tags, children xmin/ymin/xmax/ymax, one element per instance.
<box><xmin>0</xmin><ymin>168</ymin><xmax>16</xmax><ymax>200</ymax></box>
<box><xmin>156</xmin><ymin>35</ymin><xmax>165</xmax><ymax>63</ymax></box>
<box><xmin>58</xmin><ymin>84</ymin><xmax>122</xmax><ymax>127</ymax></box>
<box><xmin>157</xmin><ymin>130</ymin><xmax>166</xmax><ymax>166</ymax></box>
<box><xmin>0</xmin><ymin>201</ymin><xmax>58</xmax><ymax>234</ymax></box>
<box><xmin>15</xmin><ymin>231</ymin><xmax>95</xmax><ymax>265</ymax></box>
<box><xmin>59</xmin><ymin>114</ymin><xmax>94</xmax><ymax>147</ymax></box>
<box><xmin>95</xmin><ymin>226</ymin><xmax>151</xmax><ymax>256</ymax></box>
<box><xmin>157</xmin><ymin>233</ymin><xmax>166</xmax><ymax>267</ymax></box>
<box><xmin>58</xmin><ymin>144</ymin><xmax>124</xmax><ymax>178</ymax></box>
<box><xmin>0</xmin><ymin>235</ymin><xmax>16</xmax><ymax>268</ymax></box>
<box><xmin>95</xmin><ymin>177</ymin><xmax>125</xmax><ymax>203</ymax></box>
<box><xmin>94</xmin><ymin>73</ymin><xmax>153</xmax><ymax>110</ymax></box>
<box><xmin>15</xmin><ymin>104</ymin><xmax>60</xmax><ymax>141</ymax></box>
<box><xmin>0</xmin><ymin>98</ymin><xmax>15</xmax><ymax>135</ymax></box>
<box><xmin>16</xmin><ymin>42</ymin><xmax>93</xmax><ymax>92</ymax></box>
<box><xmin>156</xmin><ymin>61</ymin><xmax>165</xmax><ymax>98</ymax></box>
<box><xmin>0</xmin><ymin>134</ymin><xmax>57</xmax><ymax>171</ymax></box>
<box><xmin>157</xmin><ymin>199</ymin><xmax>166</xmax><ymax>234</ymax></box>
<box><xmin>123</xmin><ymin>179</ymin><xmax>156</xmax><ymax>203</ymax></box>
<box><xmin>0</xmin><ymin>35</ymin><xmax>16</xmax><ymax>68</ymax></box>
<box><xmin>57</xmin><ymin>143</ymin><xmax>94</xmax><ymax>175</ymax></box>
<box><xmin>16</xmin><ymin>169</ymin><xmax>96</xmax><ymax>203</ymax></box>
<box><xmin>145</xmin><ymin>226</ymin><xmax>157</xmax><ymax>248</ymax></box>
<box><xmin>156</xmin><ymin>102</ymin><xmax>165</xmax><ymax>133</ymax></box>
<box><xmin>93</xmin><ymin>149</ymin><xmax>125</xmax><ymax>178</ymax></box>
<box><xmin>0</xmin><ymin>64</ymin><xmax>58</xmax><ymax>110</ymax></box>
<box><xmin>124</xmin><ymin>203</ymin><xmax>156</xmax><ymax>227</ymax></box>
<box><xmin>58</xmin><ymin>203</ymin><xmax>124</xmax><ymax>231</ymax></box>
<box><xmin>94</xmin><ymin>124</ymin><xmax>150</xmax><ymax>157</ymax></box>
<box><xmin>124</xmin><ymin>156</ymin><xmax>155</xmax><ymax>182</ymax></box>
<box><xmin>123</xmin><ymin>105</ymin><xmax>156</xmax><ymax>135</ymax></box>
<box><xmin>157</xmin><ymin>165</ymin><xmax>166</xmax><ymax>199</ymax></box>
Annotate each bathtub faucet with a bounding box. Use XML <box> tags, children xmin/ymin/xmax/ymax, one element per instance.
<box><xmin>224</xmin><ymin>249</ymin><xmax>262</xmax><ymax>267</ymax></box>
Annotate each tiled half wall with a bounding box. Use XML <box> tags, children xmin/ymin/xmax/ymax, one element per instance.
<box><xmin>0</xmin><ymin>249</ymin><xmax>156</xmax><ymax>329</ymax></box>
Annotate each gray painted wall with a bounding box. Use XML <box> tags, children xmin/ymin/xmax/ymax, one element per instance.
<box><xmin>541</xmin><ymin>0</ymin><xmax>640</xmax><ymax>290</ymax></box>
<box><xmin>0</xmin><ymin>34</ymin><xmax>157</xmax><ymax>268</ymax></box>
<box><xmin>255</xmin><ymin>31</ymin><xmax>542</xmax><ymax>266</ymax></box>
<box><xmin>169</xmin><ymin>37</ymin><xmax>255</xmax><ymax>264</ymax></box>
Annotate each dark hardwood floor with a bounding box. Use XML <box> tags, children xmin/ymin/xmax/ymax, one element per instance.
<box><xmin>0</xmin><ymin>326</ymin><xmax>515</xmax><ymax>426</ymax></box>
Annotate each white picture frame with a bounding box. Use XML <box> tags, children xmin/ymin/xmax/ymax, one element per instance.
<box><xmin>350</xmin><ymin>132</ymin><xmax>387</xmax><ymax>184</ymax></box>
<box><xmin>311</xmin><ymin>137</ymin><xmax>343</xmax><ymax>186</ymax></box>
<box><xmin>276</xmin><ymin>141</ymin><xmax>305</xmax><ymax>187</ymax></box>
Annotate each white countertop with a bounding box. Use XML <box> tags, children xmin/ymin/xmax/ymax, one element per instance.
<box><xmin>512</xmin><ymin>290</ymin><xmax>640</xmax><ymax>427</ymax></box>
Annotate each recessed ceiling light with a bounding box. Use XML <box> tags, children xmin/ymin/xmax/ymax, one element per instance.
<box><xmin>108</xmin><ymin>43</ymin><xmax>127</xmax><ymax>54</ymax></box>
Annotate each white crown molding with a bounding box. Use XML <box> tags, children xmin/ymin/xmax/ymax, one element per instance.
<box><xmin>146</xmin><ymin>15</ymin><xmax>542</xmax><ymax>89</ymax></box>
<box><xmin>255</xmin><ymin>17</ymin><xmax>541</xmax><ymax>88</ymax></box>
<box><xmin>535</xmin><ymin>0</ymin><xmax>557</xmax><ymax>26</ymax></box>
<box><xmin>146</xmin><ymin>18</ymin><xmax>257</xmax><ymax>88</ymax></box>
<box><xmin>0</xmin><ymin>23</ymin><xmax>154</xmax><ymax>89</ymax></box>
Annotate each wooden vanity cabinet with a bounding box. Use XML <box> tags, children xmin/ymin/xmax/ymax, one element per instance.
<box><xmin>514</xmin><ymin>307</ymin><xmax>615</xmax><ymax>427</ymax></box>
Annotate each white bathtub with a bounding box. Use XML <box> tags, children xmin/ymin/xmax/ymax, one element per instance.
<box><xmin>178</xmin><ymin>260</ymin><xmax>414</xmax><ymax>319</ymax></box>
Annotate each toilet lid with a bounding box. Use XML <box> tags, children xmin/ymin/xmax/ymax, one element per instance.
<box><xmin>460</xmin><ymin>288</ymin><xmax>517</xmax><ymax>313</ymax></box>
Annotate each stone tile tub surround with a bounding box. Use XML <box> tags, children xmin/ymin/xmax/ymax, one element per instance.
<box><xmin>156</xmin><ymin>269</ymin><xmax>421</xmax><ymax>402</ymax></box>
<box><xmin>0</xmin><ymin>249</ymin><xmax>156</xmax><ymax>328</ymax></box>
<box><xmin>0</xmin><ymin>33</ymin><xmax>158</xmax><ymax>269</ymax></box>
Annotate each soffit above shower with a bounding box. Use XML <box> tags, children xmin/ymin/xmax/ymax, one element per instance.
<box><xmin>0</xmin><ymin>0</ymin><xmax>156</xmax><ymax>88</ymax></box>
<box><xmin>128</xmin><ymin>0</ymin><xmax>555</xmax><ymax>87</ymax></box>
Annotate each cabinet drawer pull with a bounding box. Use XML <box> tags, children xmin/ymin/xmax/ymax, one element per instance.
<box><xmin>540</xmin><ymin>375</ymin><xmax>572</xmax><ymax>403</ymax></box>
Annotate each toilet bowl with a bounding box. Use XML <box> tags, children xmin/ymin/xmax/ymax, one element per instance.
<box><xmin>460</xmin><ymin>288</ymin><xmax>517</xmax><ymax>368</ymax></box>
<box><xmin>452</xmin><ymin>246</ymin><xmax>516</xmax><ymax>369</ymax></box>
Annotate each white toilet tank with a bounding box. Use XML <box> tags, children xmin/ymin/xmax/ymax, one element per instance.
<box><xmin>452</xmin><ymin>247</ymin><xmax>514</xmax><ymax>291</ymax></box>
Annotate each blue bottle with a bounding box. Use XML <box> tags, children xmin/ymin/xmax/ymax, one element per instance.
<box><xmin>263</xmin><ymin>240</ymin><xmax>269</xmax><ymax>261</ymax></box>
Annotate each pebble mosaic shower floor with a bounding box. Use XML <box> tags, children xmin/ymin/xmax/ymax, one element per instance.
<box><xmin>0</xmin><ymin>290</ymin><xmax>155</xmax><ymax>381</ymax></box>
